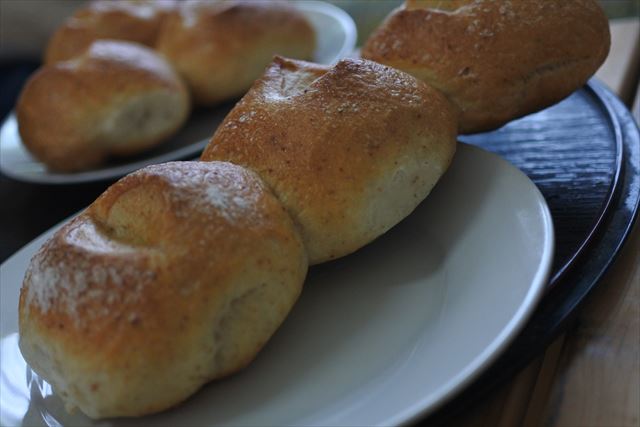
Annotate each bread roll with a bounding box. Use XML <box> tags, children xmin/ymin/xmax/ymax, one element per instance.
<box><xmin>155</xmin><ymin>0</ymin><xmax>315</xmax><ymax>106</ymax></box>
<box><xmin>17</xmin><ymin>40</ymin><xmax>190</xmax><ymax>172</ymax></box>
<box><xmin>19</xmin><ymin>161</ymin><xmax>308</xmax><ymax>419</ymax></box>
<box><xmin>201</xmin><ymin>56</ymin><xmax>457</xmax><ymax>264</ymax></box>
<box><xmin>362</xmin><ymin>0</ymin><xmax>610</xmax><ymax>133</ymax></box>
<box><xmin>45</xmin><ymin>0</ymin><xmax>176</xmax><ymax>64</ymax></box>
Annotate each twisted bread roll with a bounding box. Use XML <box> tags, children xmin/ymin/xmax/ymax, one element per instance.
<box><xmin>202</xmin><ymin>56</ymin><xmax>457</xmax><ymax>264</ymax></box>
<box><xmin>362</xmin><ymin>0</ymin><xmax>610</xmax><ymax>133</ymax></box>
<box><xmin>155</xmin><ymin>0</ymin><xmax>315</xmax><ymax>106</ymax></box>
<box><xmin>19</xmin><ymin>161</ymin><xmax>308</xmax><ymax>418</ymax></box>
<box><xmin>17</xmin><ymin>40</ymin><xmax>190</xmax><ymax>172</ymax></box>
<box><xmin>45</xmin><ymin>0</ymin><xmax>176</xmax><ymax>64</ymax></box>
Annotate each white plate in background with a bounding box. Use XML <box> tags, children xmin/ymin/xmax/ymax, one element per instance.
<box><xmin>0</xmin><ymin>143</ymin><xmax>554</xmax><ymax>426</ymax></box>
<box><xmin>0</xmin><ymin>1</ymin><xmax>357</xmax><ymax>185</ymax></box>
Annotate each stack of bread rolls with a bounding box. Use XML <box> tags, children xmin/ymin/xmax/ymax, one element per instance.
<box><xmin>16</xmin><ymin>0</ymin><xmax>315</xmax><ymax>172</ymax></box>
<box><xmin>20</xmin><ymin>55</ymin><xmax>458</xmax><ymax>418</ymax></box>
<box><xmin>18</xmin><ymin>0</ymin><xmax>610</xmax><ymax>419</ymax></box>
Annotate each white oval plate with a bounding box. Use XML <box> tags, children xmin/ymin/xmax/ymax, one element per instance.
<box><xmin>0</xmin><ymin>143</ymin><xmax>554</xmax><ymax>426</ymax></box>
<box><xmin>0</xmin><ymin>0</ymin><xmax>357</xmax><ymax>185</ymax></box>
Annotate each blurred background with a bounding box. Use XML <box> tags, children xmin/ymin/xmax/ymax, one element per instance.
<box><xmin>0</xmin><ymin>0</ymin><xmax>638</xmax><ymax>119</ymax></box>
<box><xmin>1</xmin><ymin>0</ymin><xmax>639</xmax><ymax>57</ymax></box>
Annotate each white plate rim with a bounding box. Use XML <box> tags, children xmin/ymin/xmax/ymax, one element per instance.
<box><xmin>0</xmin><ymin>112</ymin><xmax>212</xmax><ymax>184</ymax></box>
<box><xmin>0</xmin><ymin>143</ymin><xmax>555</xmax><ymax>426</ymax></box>
<box><xmin>0</xmin><ymin>0</ymin><xmax>357</xmax><ymax>185</ymax></box>
<box><xmin>393</xmin><ymin>147</ymin><xmax>554</xmax><ymax>425</ymax></box>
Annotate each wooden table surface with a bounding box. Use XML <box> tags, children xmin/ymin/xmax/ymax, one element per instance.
<box><xmin>444</xmin><ymin>18</ymin><xmax>640</xmax><ymax>427</ymax></box>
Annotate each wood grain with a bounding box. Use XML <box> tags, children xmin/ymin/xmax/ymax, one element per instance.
<box><xmin>541</xmin><ymin>222</ymin><xmax>639</xmax><ymax>427</ymax></box>
<box><xmin>461</xmin><ymin>87</ymin><xmax>618</xmax><ymax>279</ymax></box>
<box><xmin>465</xmin><ymin>17</ymin><xmax>640</xmax><ymax>285</ymax></box>
<box><xmin>442</xmin><ymin>18</ymin><xmax>640</xmax><ymax>427</ymax></box>
<box><xmin>539</xmin><ymin>22</ymin><xmax>640</xmax><ymax>427</ymax></box>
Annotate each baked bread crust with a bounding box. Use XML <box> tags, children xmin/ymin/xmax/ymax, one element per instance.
<box><xmin>155</xmin><ymin>0</ymin><xmax>315</xmax><ymax>106</ymax></box>
<box><xmin>17</xmin><ymin>40</ymin><xmax>190</xmax><ymax>172</ymax></box>
<box><xmin>19</xmin><ymin>161</ymin><xmax>308</xmax><ymax>418</ymax></box>
<box><xmin>362</xmin><ymin>0</ymin><xmax>610</xmax><ymax>133</ymax></box>
<box><xmin>44</xmin><ymin>0</ymin><xmax>176</xmax><ymax>64</ymax></box>
<box><xmin>202</xmin><ymin>56</ymin><xmax>457</xmax><ymax>264</ymax></box>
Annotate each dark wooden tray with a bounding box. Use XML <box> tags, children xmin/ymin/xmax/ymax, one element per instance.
<box><xmin>464</xmin><ymin>82</ymin><xmax>623</xmax><ymax>288</ymax></box>
<box><xmin>424</xmin><ymin>80</ymin><xmax>640</xmax><ymax>425</ymax></box>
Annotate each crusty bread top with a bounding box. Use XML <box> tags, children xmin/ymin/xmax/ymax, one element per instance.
<box><xmin>44</xmin><ymin>0</ymin><xmax>176</xmax><ymax>64</ymax></box>
<box><xmin>362</xmin><ymin>0</ymin><xmax>610</xmax><ymax>133</ymax></box>
<box><xmin>17</xmin><ymin>40</ymin><xmax>189</xmax><ymax>171</ymax></box>
<box><xmin>165</xmin><ymin>0</ymin><xmax>312</xmax><ymax>33</ymax></box>
<box><xmin>202</xmin><ymin>56</ymin><xmax>457</xmax><ymax>263</ymax></box>
<box><xmin>20</xmin><ymin>161</ymin><xmax>302</xmax><ymax>347</ymax></box>
<box><xmin>19</xmin><ymin>40</ymin><xmax>186</xmax><ymax>135</ymax></box>
<box><xmin>155</xmin><ymin>0</ymin><xmax>315</xmax><ymax>105</ymax></box>
<box><xmin>157</xmin><ymin>0</ymin><xmax>314</xmax><ymax>58</ymax></box>
<box><xmin>204</xmin><ymin>56</ymin><xmax>455</xmax><ymax>196</ymax></box>
<box><xmin>71</xmin><ymin>39</ymin><xmax>182</xmax><ymax>85</ymax></box>
<box><xmin>83</xmin><ymin>0</ymin><xmax>175</xmax><ymax>20</ymax></box>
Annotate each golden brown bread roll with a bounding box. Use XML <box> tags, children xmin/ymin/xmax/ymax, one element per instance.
<box><xmin>201</xmin><ymin>56</ymin><xmax>457</xmax><ymax>264</ymax></box>
<box><xmin>45</xmin><ymin>0</ymin><xmax>177</xmax><ymax>65</ymax></box>
<box><xmin>155</xmin><ymin>0</ymin><xmax>316</xmax><ymax>106</ymax></box>
<box><xmin>362</xmin><ymin>0</ymin><xmax>610</xmax><ymax>134</ymax></box>
<box><xmin>19</xmin><ymin>161</ymin><xmax>308</xmax><ymax>418</ymax></box>
<box><xmin>17</xmin><ymin>40</ymin><xmax>190</xmax><ymax>172</ymax></box>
